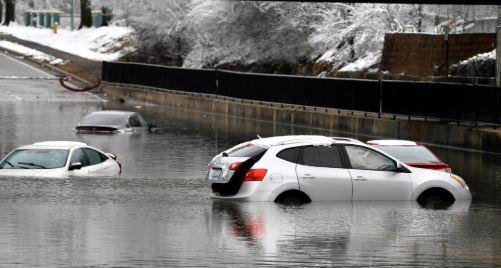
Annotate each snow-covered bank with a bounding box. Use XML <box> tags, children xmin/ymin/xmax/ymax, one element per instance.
<box><xmin>0</xmin><ymin>40</ymin><xmax>64</xmax><ymax>64</ymax></box>
<box><xmin>0</xmin><ymin>24</ymin><xmax>135</xmax><ymax>61</ymax></box>
<box><xmin>450</xmin><ymin>49</ymin><xmax>496</xmax><ymax>77</ymax></box>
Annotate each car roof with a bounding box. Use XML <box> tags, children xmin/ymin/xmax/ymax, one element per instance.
<box><xmin>366</xmin><ymin>140</ymin><xmax>418</xmax><ymax>146</ymax></box>
<box><xmin>88</xmin><ymin>110</ymin><xmax>136</xmax><ymax>116</ymax></box>
<box><xmin>18</xmin><ymin>141</ymin><xmax>88</xmax><ymax>150</ymax></box>
<box><xmin>249</xmin><ymin>135</ymin><xmax>363</xmax><ymax>148</ymax></box>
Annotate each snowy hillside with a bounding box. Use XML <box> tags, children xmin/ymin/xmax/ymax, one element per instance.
<box><xmin>10</xmin><ymin>1</ymin><xmax>499</xmax><ymax>75</ymax></box>
<box><xmin>0</xmin><ymin>24</ymin><xmax>135</xmax><ymax>61</ymax></box>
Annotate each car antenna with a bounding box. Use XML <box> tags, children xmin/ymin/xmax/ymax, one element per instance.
<box><xmin>257</xmin><ymin>135</ymin><xmax>262</xmax><ymax>139</ymax></box>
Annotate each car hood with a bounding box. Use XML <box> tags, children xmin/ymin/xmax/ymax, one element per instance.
<box><xmin>0</xmin><ymin>168</ymin><xmax>67</xmax><ymax>178</ymax></box>
<box><xmin>407</xmin><ymin>165</ymin><xmax>455</xmax><ymax>185</ymax></box>
<box><xmin>405</xmin><ymin>161</ymin><xmax>449</xmax><ymax>168</ymax></box>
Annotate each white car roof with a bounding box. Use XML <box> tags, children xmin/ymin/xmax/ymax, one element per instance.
<box><xmin>367</xmin><ymin>140</ymin><xmax>418</xmax><ymax>146</ymax></box>
<box><xmin>19</xmin><ymin>141</ymin><xmax>87</xmax><ymax>150</ymax></box>
<box><xmin>249</xmin><ymin>135</ymin><xmax>363</xmax><ymax>148</ymax></box>
<box><xmin>89</xmin><ymin>110</ymin><xmax>135</xmax><ymax>116</ymax></box>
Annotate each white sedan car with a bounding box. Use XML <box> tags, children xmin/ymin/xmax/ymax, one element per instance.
<box><xmin>206</xmin><ymin>136</ymin><xmax>471</xmax><ymax>205</ymax></box>
<box><xmin>0</xmin><ymin>141</ymin><xmax>121</xmax><ymax>178</ymax></box>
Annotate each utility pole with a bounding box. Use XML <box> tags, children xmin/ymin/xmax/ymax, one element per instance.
<box><xmin>444</xmin><ymin>24</ymin><xmax>450</xmax><ymax>78</ymax></box>
<box><xmin>497</xmin><ymin>6</ymin><xmax>501</xmax><ymax>86</ymax></box>
<box><xmin>70</xmin><ymin>0</ymin><xmax>74</xmax><ymax>31</ymax></box>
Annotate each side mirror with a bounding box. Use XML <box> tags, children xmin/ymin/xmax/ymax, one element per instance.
<box><xmin>106</xmin><ymin>153</ymin><xmax>117</xmax><ymax>161</ymax></box>
<box><xmin>69</xmin><ymin>162</ymin><xmax>82</xmax><ymax>171</ymax></box>
<box><xmin>396</xmin><ymin>162</ymin><xmax>411</xmax><ymax>173</ymax></box>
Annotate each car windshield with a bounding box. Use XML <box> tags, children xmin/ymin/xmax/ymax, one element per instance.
<box><xmin>80</xmin><ymin>113</ymin><xmax>126</xmax><ymax>126</ymax></box>
<box><xmin>374</xmin><ymin>145</ymin><xmax>440</xmax><ymax>163</ymax></box>
<box><xmin>0</xmin><ymin>149</ymin><xmax>69</xmax><ymax>169</ymax></box>
<box><xmin>227</xmin><ymin>144</ymin><xmax>267</xmax><ymax>158</ymax></box>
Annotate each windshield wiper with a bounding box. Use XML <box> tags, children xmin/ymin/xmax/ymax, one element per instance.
<box><xmin>17</xmin><ymin>162</ymin><xmax>48</xmax><ymax>169</ymax></box>
<box><xmin>0</xmin><ymin>161</ymin><xmax>28</xmax><ymax>169</ymax></box>
<box><xmin>4</xmin><ymin>161</ymin><xmax>14</xmax><ymax>167</ymax></box>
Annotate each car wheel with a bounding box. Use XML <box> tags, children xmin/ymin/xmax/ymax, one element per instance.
<box><xmin>417</xmin><ymin>187</ymin><xmax>455</xmax><ymax>209</ymax></box>
<box><xmin>274</xmin><ymin>190</ymin><xmax>311</xmax><ymax>205</ymax></box>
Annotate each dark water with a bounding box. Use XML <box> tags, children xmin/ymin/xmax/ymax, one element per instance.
<box><xmin>0</xmin><ymin>100</ymin><xmax>500</xmax><ymax>267</ymax></box>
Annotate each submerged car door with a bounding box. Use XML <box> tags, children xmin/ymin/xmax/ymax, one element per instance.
<box><xmin>343</xmin><ymin>145</ymin><xmax>412</xmax><ymax>201</ymax></box>
<box><xmin>68</xmin><ymin>148</ymin><xmax>92</xmax><ymax>176</ymax></box>
<box><xmin>295</xmin><ymin>145</ymin><xmax>352</xmax><ymax>201</ymax></box>
<box><xmin>83</xmin><ymin>148</ymin><xmax>116</xmax><ymax>176</ymax></box>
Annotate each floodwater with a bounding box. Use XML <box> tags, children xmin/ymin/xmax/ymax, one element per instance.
<box><xmin>0</xmin><ymin>98</ymin><xmax>500</xmax><ymax>267</ymax></box>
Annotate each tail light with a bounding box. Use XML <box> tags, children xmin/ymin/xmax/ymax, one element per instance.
<box><xmin>229</xmin><ymin>162</ymin><xmax>242</xmax><ymax>170</ymax></box>
<box><xmin>244</xmin><ymin>169</ymin><xmax>267</xmax><ymax>181</ymax></box>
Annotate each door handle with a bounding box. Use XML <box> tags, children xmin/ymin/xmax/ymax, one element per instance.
<box><xmin>354</xmin><ymin>176</ymin><xmax>367</xmax><ymax>181</ymax></box>
<box><xmin>301</xmin><ymin>174</ymin><xmax>315</xmax><ymax>179</ymax></box>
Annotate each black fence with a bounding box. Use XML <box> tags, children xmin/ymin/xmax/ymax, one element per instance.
<box><xmin>218</xmin><ymin>71</ymin><xmax>380</xmax><ymax>112</ymax></box>
<box><xmin>102</xmin><ymin>61</ymin><xmax>217</xmax><ymax>94</ymax></box>
<box><xmin>102</xmin><ymin>61</ymin><xmax>501</xmax><ymax>125</ymax></box>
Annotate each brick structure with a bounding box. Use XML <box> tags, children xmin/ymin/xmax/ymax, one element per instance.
<box><xmin>380</xmin><ymin>33</ymin><xmax>496</xmax><ymax>77</ymax></box>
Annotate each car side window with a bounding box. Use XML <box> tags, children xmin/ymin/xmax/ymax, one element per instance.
<box><xmin>345</xmin><ymin>145</ymin><xmax>396</xmax><ymax>171</ymax></box>
<box><xmin>137</xmin><ymin>114</ymin><xmax>148</xmax><ymax>127</ymax></box>
<box><xmin>83</xmin><ymin>148</ymin><xmax>106</xmax><ymax>166</ymax></box>
<box><xmin>70</xmin><ymin>149</ymin><xmax>90</xmax><ymax>167</ymax></box>
<box><xmin>128</xmin><ymin>115</ymin><xmax>142</xmax><ymax>127</ymax></box>
<box><xmin>277</xmin><ymin>147</ymin><xmax>300</xmax><ymax>163</ymax></box>
<box><xmin>300</xmin><ymin>145</ymin><xmax>343</xmax><ymax>168</ymax></box>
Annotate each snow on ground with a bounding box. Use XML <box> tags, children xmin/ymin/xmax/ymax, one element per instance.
<box><xmin>449</xmin><ymin>49</ymin><xmax>496</xmax><ymax>77</ymax></box>
<box><xmin>339</xmin><ymin>53</ymin><xmax>381</xmax><ymax>72</ymax></box>
<box><xmin>0</xmin><ymin>40</ymin><xmax>64</xmax><ymax>64</ymax></box>
<box><xmin>459</xmin><ymin>49</ymin><xmax>496</xmax><ymax>64</ymax></box>
<box><xmin>0</xmin><ymin>23</ymin><xmax>135</xmax><ymax>61</ymax></box>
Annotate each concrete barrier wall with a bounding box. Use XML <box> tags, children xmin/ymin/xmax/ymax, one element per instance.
<box><xmin>103</xmin><ymin>83</ymin><xmax>501</xmax><ymax>153</ymax></box>
<box><xmin>380</xmin><ymin>33</ymin><xmax>496</xmax><ymax>77</ymax></box>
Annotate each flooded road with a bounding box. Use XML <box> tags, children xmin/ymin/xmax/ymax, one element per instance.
<box><xmin>0</xmin><ymin>55</ymin><xmax>500</xmax><ymax>267</ymax></box>
<box><xmin>0</xmin><ymin>100</ymin><xmax>500</xmax><ymax>267</ymax></box>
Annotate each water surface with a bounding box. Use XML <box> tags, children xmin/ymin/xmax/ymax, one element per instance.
<box><xmin>0</xmin><ymin>100</ymin><xmax>500</xmax><ymax>267</ymax></box>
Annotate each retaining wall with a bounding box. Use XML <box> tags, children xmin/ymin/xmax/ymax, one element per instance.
<box><xmin>102</xmin><ymin>83</ymin><xmax>501</xmax><ymax>153</ymax></box>
<box><xmin>380</xmin><ymin>33</ymin><xmax>496</xmax><ymax>77</ymax></box>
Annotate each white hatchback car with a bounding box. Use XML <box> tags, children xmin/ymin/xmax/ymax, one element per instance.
<box><xmin>206</xmin><ymin>136</ymin><xmax>471</xmax><ymax>205</ymax></box>
<box><xmin>0</xmin><ymin>141</ymin><xmax>121</xmax><ymax>178</ymax></box>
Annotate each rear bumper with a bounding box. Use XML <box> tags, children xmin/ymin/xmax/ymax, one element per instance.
<box><xmin>210</xmin><ymin>181</ymin><xmax>270</xmax><ymax>201</ymax></box>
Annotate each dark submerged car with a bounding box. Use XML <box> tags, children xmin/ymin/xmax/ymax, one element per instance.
<box><xmin>75</xmin><ymin>110</ymin><xmax>155</xmax><ymax>133</ymax></box>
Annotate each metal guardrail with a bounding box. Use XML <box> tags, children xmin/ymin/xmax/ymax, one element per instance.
<box><xmin>102</xmin><ymin>61</ymin><xmax>501</xmax><ymax>126</ymax></box>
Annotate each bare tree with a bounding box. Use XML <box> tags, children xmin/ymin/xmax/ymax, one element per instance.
<box><xmin>498</xmin><ymin>5</ymin><xmax>501</xmax><ymax>26</ymax></box>
<box><xmin>79</xmin><ymin>0</ymin><xmax>92</xmax><ymax>29</ymax></box>
<box><xmin>0</xmin><ymin>1</ymin><xmax>3</xmax><ymax>24</ymax></box>
<box><xmin>101</xmin><ymin>6</ymin><xmax>112</xmax><ymax>26</ymax></box>
<box><xmin>3</xmin><ymin>0</ymin><xmax>15</xmax><ymax>26</ymax></box>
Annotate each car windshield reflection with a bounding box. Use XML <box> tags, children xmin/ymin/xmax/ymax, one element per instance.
<box><xmin>80</xmin><ymin>114</ymin><xmax>126</xmax><ymax>127</ymax></box>
<box><xmin>0</xmin><ymin>149</ymin><xmax>69</xmax><ymax>169</ymax></box>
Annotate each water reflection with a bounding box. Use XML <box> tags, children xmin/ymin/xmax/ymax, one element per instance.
<box><xmin>209</xmin><ymin>200</ymin><xmax>490</xmax><ymax>266</ymax></box>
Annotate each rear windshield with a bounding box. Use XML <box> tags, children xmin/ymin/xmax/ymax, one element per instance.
<box><xmin>80</xmin><ymin>114</ymin><xmax>126</xmax><ymax>126</ymax></box>
<box><xmin>0</xmin><ymin>149</ymin><xmax>69</xmax><ymax>169</ymax></box>
<box><xmin>227</xmin><ymin>144</ymin><xmax>267</xmax><ymax>158</ymax></box>
<box><xmin>373</xmin><ymin>145</ymin><xmax>440</xmax><ymax>163</ymax></box>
